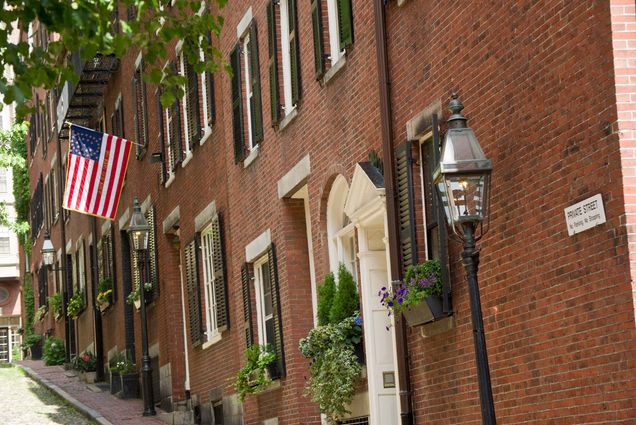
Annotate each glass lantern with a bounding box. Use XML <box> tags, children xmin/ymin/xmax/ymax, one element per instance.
<box><xmin>42</xmin><ymin>232</ymin><xmax>55</xmax><ymax>266</ymax></box>
<box><xmin>128</xmin><ymin>198</ymin><xmax>150</xmax><ymax>252</ymax></box>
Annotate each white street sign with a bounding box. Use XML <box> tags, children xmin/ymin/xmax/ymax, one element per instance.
<box><xmin>564</xmin><ymin>194</ymin><xmax>606</xmax><ymax>236</ymax></box>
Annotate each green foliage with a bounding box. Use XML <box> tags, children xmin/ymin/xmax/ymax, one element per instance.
<box><xmin>0</xmin><ymin>122</ymin><xmax>29</xmax><ymax>248</ymax></box>
<box><xmin>43</xmin><ymin>337</ymin><xmax>65</xmax><ymax>366</ymax></box>
<box><xmin>299</xmin><ymin>316</ymin><xmax>363</xmax><ymax>423</ymax></box>
<box><xmin>66</xmin><ymin>292</ymin><xmax>84</xmax><ymax>318</ymax></box>
<box><xmin>328</xmin><ymin>264</ymin><xmax>360</xmax><ymax>324</ymax></box>
<box><xmin>72</xmin><ymin>351</ymin><xmax>97</xmax><ymax>372</ymax></box>
<box><xmin>33</xmin><ymin>305</ymin><xmax>47</xmax><ymax>323</ymax></box>
<box><xmin>126</xmin><ymin>281</ymin><xmax>153</xmax><ymax>305</ymax></box>
<box><xmin>22</xmin><ymin>274</ymin><xmax>35</xmax><ymax>336</ymax></box>
<box><xmin>48</xmin><ymin>293</ymin><xmax>63</xmax><ymax>317</ymax></box>
<box><xmin>0</xmin><ymin>1</ymin><xmax>228</xmax><ymax>115</ymax></box>
<box><xmin>96</xmin><ymin>277</ymin><xmax>113</xmax><ymax>306</ymax></box>
<box><xmin>317</xmin><ymin>272</ymin><xmax>336</xmax><ymax>326</ymax></box>
<box><xmin>378</xmin><ymin>260</ymin><xmax>442</xmax><ymax>316</ymax></box>
<box><xmin>22</xmin><ymin>333</ymin><xmax>42</xmax><ymax>349</ymax></box>
<box><xmin>234</xmin><ymin>344</ymin><xmax>276</xmax><ymax>402</ymax></box>
<box><xmin>109</xmin><ymin>351</ymin><xmax>136</xmax><ymax>374</ymax></box>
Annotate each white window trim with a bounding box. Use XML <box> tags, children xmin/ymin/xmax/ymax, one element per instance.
<box><xmin>326</xmin><ymin>0</ymin><xmax>345</xmax><ymax>65</ymax></box>
<box><xmin>279</xmin><ymin>0</ymin><xmax>294</xmax><ymax>115</ymax></box>
<box><xmin>179</xmin><ymin>51</ymin><xmax>194</xmax><ymax>165</ymax></box>
<box><xmin>253</xmin><ymin>255</ymin><xmax>272</xmax><ymax>347</ymax></box>
<box><xmin>199</xmin><ymin>46</ymin><xmax>213</xmax><ymax>145</ymax></box>
<box><xmin>200</xmin><ymin>222</ymin><xmax>220</xmax><ymax>343</ymax></box>
<box><xmin>243</xmin><ymin>33</ymin><xmax>255</xmax><ymax>150</ymax></box>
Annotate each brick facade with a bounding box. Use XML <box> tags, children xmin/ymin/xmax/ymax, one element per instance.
<box><xmin>24</xmin><ymin>1</ymin><xmax>636</xmax><ymax>424</ymax></box>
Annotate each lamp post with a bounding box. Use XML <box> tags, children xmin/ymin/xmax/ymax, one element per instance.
<box><xmin>433</xmin><ymin>94</ymin><xmax>496</xmax><ymax>425</ymax></box>
<box><xmin>127</xmin><ymin>197</ymin><xmax>156</xmax><ymax>416</ymax></box>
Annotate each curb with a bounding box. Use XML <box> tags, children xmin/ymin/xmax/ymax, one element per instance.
<box><xmin>19</xmin><ymin>365</ymin><xmax>114</xmax><ymax>425</ymax></box>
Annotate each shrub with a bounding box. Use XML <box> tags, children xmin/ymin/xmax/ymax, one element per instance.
<box><xmin>329</xmin><ymin>264</ymin><xmax>359</xmax><ymax>324</ymax></box>
<box><xmin>22</xmin><ymin>333</ymin><xmax>42</xmax><ymax>349</ymax></box>
<box><xmin>317</xmin><ymin>272</ymin><xmax>336</xmax><ymax>326</ymax></box>
<box><xmin>43</xmin><ymin>337</ymin><xmax>65</xmax><ymax>365</ymax></box>
<box><xmin>73</xmin><ymin>351</ymin><xmax>97</xmax><ymax>372</ymax></box>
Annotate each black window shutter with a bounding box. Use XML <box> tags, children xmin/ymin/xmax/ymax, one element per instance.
<box><xmin>212</xmin><ymin>213</ymin><xmax>229</xmax><ymax>332</ymax></box>
<box><xmin>310</xmin><ymin>0</ymin><xmax>325</xmax><ymax>80</ymax></box>
<box><xmin>241</xmin><ymin>263</ymin><xmax>253</xmax><ymax>347</ymax></box>
<box><xmin>337</xmin><ymin>0</ymin><xmax>354</xmax><ymax>50</ymax></box>
<box><xmin>185</xmin><ymin>238</ymin><xmax>203</xmax><ymax>347</ymax></box>
<box><xmin>267</xmin><ymin>244</ymin><xmax>286</xmax><ymax>379</ymax></box>
<box><xmin>185</xmin><ymin>59</ymin><xmax>202</xmax><ymax>147</ymax></box>
<box><xmin>155</xmin><ymin>88</ymin><xmax>167</xmax><ymax>183</ymax></box>
<box><xmin>289</xmin><ymin>0</ymin><xmax>301</xmax><ymax>105</ymax></box>
<box><xmin>169</xmin><ymin>61</ymin><xmax>184</xmax><ymax>170</ymax></box>
<box><xmin>118</xmin><ymin>98</ymin><xmax>125</xmax><ymax>138</ymax></box>
<box><xmin>249</xmin><ymin>23</ymin><xmax>264</xmax><ymax>143</ymax></box>
<box><xmin>205</xmin><ymin>32</ymin><xmax>216</xmax><ymax>127</ymax></box>
<box><xmin>395</xmin><ymin>142</ymin><xmax>417</xmax><ymax>273</ymax></box>
<box><xmin>133</xmin><ymin>63</ymin><xmax>149</xmax><ymax>159</ymax></box>
<box><xmin>267</xmin><ymin>0</ymin><xmax>281</xmax><ymax>126</ymax></box>
<box><xmin>431</xmin><ymin>114</ymin><xmax>451</xmax><ymax>313</ymax></box>
<box><xmin>230</xmin><ymin>44</ymin><xmax>245</xmax><ymax>163</ymax></box>
<box><xmin>146</xmin><ymin>206</ymin><xmax>159</xmax><ymax>297</ymax></box>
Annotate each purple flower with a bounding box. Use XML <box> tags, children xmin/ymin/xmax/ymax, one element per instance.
<box><xmin>397</xmin><ymin>298</ymin><xmax>404</xmax><ymax>304</ymax></box>
<box><xmin>354</xmin><ymin>316</ymin><xmax>363</xmax><ymax>326</ymax></box>
<box><xmin>381</xmin><ymin>287</ymin><xmax>386</xmax><ymax>291</ymax></box>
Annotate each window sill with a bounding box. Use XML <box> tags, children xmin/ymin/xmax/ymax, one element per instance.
<box><xmin>323</xmin><ymin>55</ymin><xmax>347</xmax><ymax>85</ymax></box>
<box><xmin>201</xmin><ymin>332</ymin><xmax>222</xmax><ymax>350</ymax></box>
<box><xmin>164</xmin><ymin>173</ymin><xmax>176</xmax><ymax>188</ymax></box>
<box><xmin>200</xmin><ymin>128</ymin><xmax>213</xmax><ymax>146</ymax></box>
<box><xmin>181</xmin><ymin>151</ymin><xmax>193</xmax><ymax>168</ymax></box>
<box><xmin>278</xmin><ymin>107</ymin><xmax>298</xmax><ymax>131</ymax></box>
<box><xmin>243</xmin><ymin>145</ymin><xmax>260</xmax><ymax>168</ymax></box>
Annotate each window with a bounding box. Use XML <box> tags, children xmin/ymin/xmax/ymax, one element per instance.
<box><xmin>111</xmin><ymin>95</ymin><xmax>125</xmax><ymax>138</ymax></box>
<box><xmin>132</xmin><ymin>57</ymin><xmax>149</xmax><ymax>159</ymax></box>
<box><xmin>0</xmin><ymin>169</ymin><xmax>7</xmax><ymax>193</ymax></box>
<box><xmin>160</xmin><ymin>65</ymin><xmax>184</xmax><ymax>182</ymax></box>
<box><xmin>30</xmin><ymin>174</ymin><xmax>44</xmax><ymax>239</ymax></box>
<box><xmin>52</xmin><ymin>167</ymin><xmax>59</xmax><ymax>221</ymax></box>
<box><xmin>0</xmin><ymin>238</ymin><xmax>9</xmax><ymax>255</ymax></box>
<box><xmin>212</xmin><ymin>401</ymin><xmax>224</xmax><ymax>425</ymax></box>
<box><xmin>310</xmin><ymin>0</ymin><xmax>354</xmax><ymax>80</ymax></box>
<box><xmin>77</xmin><ymin>240</ymin><xmax>87</xmax><ymax>299</ymax></box>
<box><xmin>267</xmin><ymin>0</ymin><xmax>301</xmax><ymax>126</ymax></box>
<box><xmin>98</xmin><ymin>229</ymin><xmax>116</xmax><ymax>301</ymax></box>
<box><xmin>200</xmin><ymin>214</ymin><xmax>228</xmax><ymax>343</ymax></box>
<box><xmin>230</xmin><ymin>20</ymin><xmax>263</xmax><ymax>163</ymax></box>
<box><xmin>326</xmin><ymin>175</ymin><xmax>358</xmax><ymax>280</ymax></box>
<box><xmin>200</xmin><ymin>33</ymin><xmax>216</xmax><ymax>136</ymax></box>
<box><xmin>185</xmin><ymin>237</ymin><xmax>203</xmax><ymax>346</ymax></box>
<box><xmin>38</xmin><ymin>266</ymin><xmax>48</xmax><ymax>308</ymax></box>
<box><xmin>180</xmin><ymin>50</ymin><xmax>202</xmax><ymax>155</ymax></box>
<box><xmin>242</xmin><ymin>244</ymin><xmax>285</xmax><ymax>379</ymax></box>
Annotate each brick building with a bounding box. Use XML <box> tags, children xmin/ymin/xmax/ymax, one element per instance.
<box><xmin>24</xmin><ymin>0</ymin><xmax>636</xmax><ymax>424</ymax></box>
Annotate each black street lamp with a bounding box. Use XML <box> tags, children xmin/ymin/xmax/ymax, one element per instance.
<box><xmin>127</xmin><ymin>197</ymin><xmax>156</xmax><ymax>417</ymax></box>
<box><xmin>433</xmin><ymin>94</ymin><xmax>496</xmax><ymax>425</ymax></box>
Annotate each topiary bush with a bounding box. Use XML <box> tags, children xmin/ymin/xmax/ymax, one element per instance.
<box><xmin>42</xmin><ymin>337</ymin><xmax>65</xmax><ymax>365</ymax></box>
<box><xmin>329</xmin><ymin>264</ymin><xmax>360</xmax><ymax>324</ymax></box>
<box><xmin>317</xmin><ymin>272</ymin><xmax>336</xmax><ymax>326</ymax></box>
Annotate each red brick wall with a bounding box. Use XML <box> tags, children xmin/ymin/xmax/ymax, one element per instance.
<box><xmin>387</xmin><ymin>1</ymin><xmax>635</xmax><ymax>423</ymax></box>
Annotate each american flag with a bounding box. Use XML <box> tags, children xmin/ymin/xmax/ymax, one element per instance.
<box><xmin>63</xmin><ymin>125</ymin><xmax>132</xmax><ymax>220</ymax></box>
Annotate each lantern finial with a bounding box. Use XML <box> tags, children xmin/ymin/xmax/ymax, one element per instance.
<box><xmin>448</xmin><ymin>92</ymin><xmax>467</xmax><ymax>129</ymax></box>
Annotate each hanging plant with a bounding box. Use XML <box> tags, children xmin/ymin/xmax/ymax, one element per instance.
<box><xmin>378</xmin><ymin>259</ymin><xmax>443</xmax><ymax>316</ymax></box>
<box><xmin>33</xmin><ymin>305</ymin><xmax>47</xmax><ymax>322</ymax></box>
<box><xmin>126</xmin><ymin>282</ymin><xmax>153</xmax><ymax>306</ymax></box>
<box><xmin>96</xmin><ymin>277</ymin><xmax>113</xmax><ymax>310</ymax></box>
<box><xmin>48</xmin><ymin>293</ymin><xmax>63</xmax><ymax>318</ymax></box>
<box><xmin>66</xmin><ymin>292</ymin><xmax>84</xmax><ymax>318</ymax></box>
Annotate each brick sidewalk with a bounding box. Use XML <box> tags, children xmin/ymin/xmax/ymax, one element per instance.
<box><xmin>20</xmin><ymin>360</ymin><xmax>165</xmax><ymax>425</ymax></box>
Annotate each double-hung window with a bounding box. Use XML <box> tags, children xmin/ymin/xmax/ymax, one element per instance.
<box><xmin>267</xmin><ymin>0</ymin><xmax>301</xmax><ymax>126</ymax></box>
<box><xmin>111</xmin><ymin>95</ymin><xmax>125</xmax><ymax>138</ymax></box>
<box><xmin>200</xmin><ymin>32</ymin><xmax>216</xmax><ymax>140</ymax></box>
<box><xmin>132</xmin><ymin>56</ymin><xmax>149</xmax><ymax>159</ymax></box>
<box><xmin>310</xmin><ymin>0</ymin><xmax>354</xmax><ymax>80</ymax></box>
<box><xmin>159</xmin><ymin>65</ymin><xmax>184</xmax><ymax>185</ymax></box>
<box><xmin>180</xmin><ymin>50</ymin><xmax>202</xmax><ymax>160</ymax></box>
<box><xmin>231</xmin><ymin>17</ymin><xmax>263</xmax><ymax>163</ymax></box>
<box><xmin>200</xmin><ymin>214</ymin><xmax>228</xmax><ymax>345</ymax></box>
<box><xmin>254</xmin><ymin>257</ymin><xmax>275</xmax><ymax>348</ymax></box>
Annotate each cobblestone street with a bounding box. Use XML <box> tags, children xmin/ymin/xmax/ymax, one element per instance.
<box><xmin>0</xmin><ymin>365</ymin><xmax>95</xmax><ymax>425</ymax></box>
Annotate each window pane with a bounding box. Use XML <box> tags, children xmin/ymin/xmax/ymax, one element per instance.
<box><xmin>265</xmin><ymin>317</ymin><xmax>275</xmax><ymax>347</ymax></box>
<box><xmin>262</xmin><ymin>262</ymin><xmax>272</xmax><ymax>317</ymax></box>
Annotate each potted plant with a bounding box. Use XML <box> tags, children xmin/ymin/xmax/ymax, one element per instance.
<box><xmin>48</xmin><ymin>293</ymin><xmax>63</xmax><ymax>320</ymax></box>
<box><xmin>234</xmin><ymin>344</ymin><xmax>276</xmax><ymax>401</ymax></box>
<box><xmin>33</xmin><ymin>305</ymin><xmax>47</xmax><ymax>322</ymax></box>
<box><xmin>73</xmin><ymin>351</ymin><xmax>97</xmax><ymax>383</ymax></box>
<box><xmin>126</xmin><ymin>282</ymin><xmax>153</xmax><ymax>310</ymax></box>
<box><xmin>23</xmin><ymin>334</ymin><xmax>43</xmax><ymax>360</ymax></box>
<box><xmin>96</xmin><ymin>277</ymin><xmax>113</xmax><ymax>312</ymax></box>
<box><xmin>66</xmin><ymin>292</ymin><xmax>84</xmax><ymax>319</ymax></box>
<box><xmin>117</xmin><ymin>357</ymin><xmax>139</xmax><ymax>399</ymax></box>
<box><xmin>108</xmin><ymin>352</ymin><xmax>126</xmax><ymax>395</ymax></box>
<box><xmin>378</xmin><ymin>259</ymin><xmax>445</xmax><ymax>326</ymax></box>
<box><xmin>299</xmin><ymin>316</ymin><xmax>363</xmax><ymax>424</ymax></box>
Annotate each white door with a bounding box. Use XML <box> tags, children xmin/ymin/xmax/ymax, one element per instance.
<box><xmin>358</xmin><ymin>228</ymin><xmax>399</xmax><ymax>425</ymax></box>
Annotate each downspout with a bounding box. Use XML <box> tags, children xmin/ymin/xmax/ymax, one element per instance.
<box><xmin>373</xmin><ymin>1</ymin><xmax>413</xmax><ymax>424</ymax></box>
<box><xmin>55</xmin><ymin>135</ymin><xmax>70</xmax><ymax>363</ymax></box>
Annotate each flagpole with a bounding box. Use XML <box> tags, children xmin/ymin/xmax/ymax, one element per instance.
<box><xmin>64</xmin><ymin>121</ymin><xmax>146</xmax><ymax>147</ymax></box>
